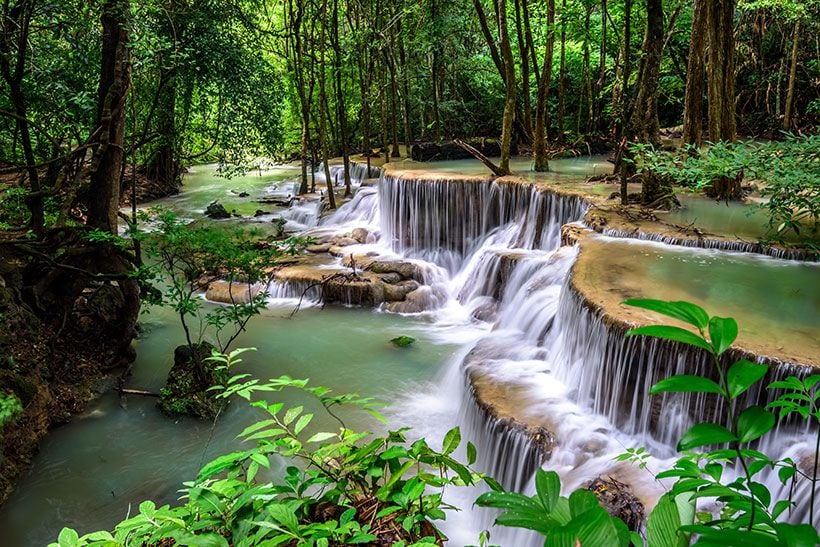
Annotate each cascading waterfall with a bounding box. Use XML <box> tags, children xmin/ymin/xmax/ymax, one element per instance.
<box><xmin>280</xmin><ymin>163</ymin><xmax>818</xmax><ymax>540</ymax></box>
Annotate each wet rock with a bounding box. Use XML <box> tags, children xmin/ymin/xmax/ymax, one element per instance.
<box><xmin>158</xmin><ymin>341</ymin><xmax>227</xmax><ymax>420</ymax></box>
<box><xmin>386</xmin><ymin>287</ymin><xmax>430</xmax><ymax>313</ymax></box>
<box><xmin>205</xmin><ymin>281</ymin><xmax>260</xmax><ymax>304</ymax></box>
<box><xmin>368</xmin><ymin>260</ymin><xmax>424</xmax><ymax>282</ymax></box>
<box><xmin>361</xmin><ymin>178</ymin><xmax>380</xmax><ymax>187</ymax></box>
<box><xmin>383</xmin><ymin>280</ymin><xmax>419</xmax><ymax>302</ymax></box>
<box><xmin>307</xmin><ymin>243</ymin><xmax>333</xmax><ymax>253</ymax></box>
<box><xmin>205</xmin><ymin>201</ymin><xmax>230</xmax><ymax>219</ymax></box>
<box><xmin>378</xmin><ymin>272</ymin><xmax>402</xmax><ymax>284</ymax></box>
<box><xmin>584</xmin><ymin>476</ymin><xmax>645</xmax><ymax>531</ymax></box>
<box><xmin>333</xmin><ymin>237</ymin><xmax>359</xmax><ymax>247</ymax></box>
<box><xmin>471</xmin><ymin>299</ymin><xmax>498</xmax><ymax>322</ymax></box>
<box><xmin>238</xmin><ymin>191</ymin><xmax>250</xmax><ymax>197</ymax></box>
<box><xmin>254</xmin><ymin>209</ymin><xmax>270</xmax><ymax>217</ymax></box>
<box><xmin>350</xmin><ymin>228</ymin><xmax>370</xmax><ymax>243</ymax></box>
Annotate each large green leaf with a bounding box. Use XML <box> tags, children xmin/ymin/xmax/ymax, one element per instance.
<box><xmin>646</xmin><ymin>493</ymin><xmax>690</xmax><ymax>547</ymax></box>
<box><xmin>442</xmin><ymin>426</ymin><xmax>461</xmax><ymax>455</ymax></box>
<box><xmin>535</xmin><ymin>469</ymin><xmax>561</xmax><ymax>513</ymax></box>
<box><xmin>727</xmin><ymin>360</ymin><xmax>768</xmax><ymax>399</ymax></box>
<box><xmin>708</xmin><ymin>316</ymin><xmax>738</xmax><ymax>356</ymax></box>
<box><xmin>649</xmin><ymin>375</ymin><xmax>724</xmax><ymax>396</ymax></box>
<box><xmin>625</xmin><ymin>326</ymin><xmax>712</xmax><ymax>353</ymax></box>
<box><xmin>622</xmin><ymin>299</ymin><xmax>709</xmax><ymax>329</ymax></box>
<box><xmin>677</xmin><ymin>423</ymin><xmax>737</xmax><ymax>451</ymax></box>
<box><xmin>737</xmin><ymin>406</ymin><xmax>775</xmax><ymax>443</ymax></box>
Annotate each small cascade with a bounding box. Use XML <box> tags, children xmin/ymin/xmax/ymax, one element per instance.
<box><xmin>599</xmin><ymin>227</ymin><xmax>811</xmax><ymax>261</ymax></box>
<box><xmin>320</xmin><ymin>186</ymin><xmax>380</xmax><ymax>228</ymax></box>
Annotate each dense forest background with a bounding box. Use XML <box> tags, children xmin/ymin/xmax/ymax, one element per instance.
<box><xmin>1</xmin><ymin>0</ymin><xmax>818</xmax><ymax>218</ymax></box>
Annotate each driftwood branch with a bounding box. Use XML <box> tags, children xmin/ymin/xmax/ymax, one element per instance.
<box><xmin>453</xmin><ymin>139</ymin><xmax>509</xmax><ymax>177</ymax></box>
<box><xmin>119</xmin><ymin>388</ymin><xmax>160</xmax><ymax>397</ymax></box>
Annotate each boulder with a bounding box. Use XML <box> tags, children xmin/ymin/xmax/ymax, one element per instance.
<box><xmin>386</xmin><ymin>287</ymin><xmax>430</xmax><ymax>313</ymax></box>
<box><xmin>205</xmin><ymin>201</ymin><xmax>230</xmax><ymax>219</ymax></box>
<box><xmin>306</xmin><ymin>243</ymin><xmax>333</xmax><ymax>253</ymax></box>
<box><xmin>205</xmin><ymin>281</ymin><xmax>260</xmax><ymax>304</ymax></box>
<box><xmin>351</xmin><ymin>228</ymin><xmax>370</xmax><ymax>244</ymax></box>
<box><xmin>158</xmin><ymin>342</ymin><xmax>227</xmax><ymax>420</ymax></box>
<box><xmin>368</xmin><ymin>260</ymin><xmax>424</xmax><ymax>282</ymax></box>
<box><xmin>254</xmin><ymin>209</ymin><xmax>270</xmax><ymax>217</ymax></box>
<box><xmin>333</xmin><ymin>237</ymin><xmax>359</xmax><ymax>247</ymax></box>
<box><xmin>378</xmin><ymin>272</ymin><xmax>402</xmax><ymax>284</ymax></box>
<box><xmin>383</xmin><ymin>280</ymin><xmax>419</xmax><ymax>302</ymax></box>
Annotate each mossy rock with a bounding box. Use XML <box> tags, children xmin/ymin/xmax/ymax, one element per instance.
<box><xmin>158</xmin><ymin>342</ymin><xmax>228</xmax><ymax>420</ymax></box>
<box><xmin>390</xmin><ymin>336</ymin><xmax>416</xmax><ymax>348</ymax></box>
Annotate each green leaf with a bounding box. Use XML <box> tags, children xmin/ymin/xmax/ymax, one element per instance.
<box><xmin>772</xmin><ymin>523</ymin><xmax>820</xmax><ymax>547</ymax></box>
<box><xmin>57</xmin><ymin>528</ymin><xmax>80</xmax><ymax>547</ymax></box>
<box><xmin>727</xmin><ymin>360</ymin><xmax>768</xmax><ymax>399</ymax></box>
<box><xmin>568</xmin><ymin>489</ymin><xmax>598</xmax><ymax>517</ymax></box>
<box><xmin>708</xmin><ymin>316</ymin><xmax>738</xmax><ymax>355</ymax></box>
<box><xmin>646</xmin><ymin>493</ymin><xmax>690</xmax><ymax>547</ymax></box>
<box><xmin>294</xmin><ymin>413</ymin><xmax>313</xmax><ymax>435</ymax></box>
<box><xmin>737</xmin><ymin>406</ymin><xmax>775</xmax><ymax>443</ymax></box>
<box><xmin>442</xmin><ymin>427</ymin><xmax>460</xmax><ymax>455</ymax></box>
<box><xmin>283</xmin><ymin>405</ymin><xmax>302</xmax><ymax>426</ymax></box>
<box><xmin>306</xmin><ymin>431</ymin><xmax>336</xmax><ymax>444</ymax></box>
<box><xmin>677</xmin><ymin>423</ymin><xmax>737</xmax><ymax>451</ymax></box>
<box><xmin>650</xmin><ymin>375</ymin><xmax>724</xmax><ymax>396</ymax></box>
<box><xmin>466</xmin><ymin>441</ymin><xmax>477</xmax><ymax>465</ymax></box>
<box><xmin>622</xmin><ymin>299</ymin><xmax>709</xmax><ymax>329</ymax></box>
<box><xmin>535</xmin><ymin>469</ymin><xmax>561</xmax><ymax>513</ymax></box>
<box><xmin>625</xmin><ymin>326</ymin><xmax>712</xmax><ymax>353</ymax></box>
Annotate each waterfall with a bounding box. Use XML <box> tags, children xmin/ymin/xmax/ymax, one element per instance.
<box><xmin>285</xmin><ymin>162</ymin><xmax>817</xmax><ymax>539</ymax></box>
<box><xmin>597</xmin><ymin>227</ymin><xmax>813</xmax><ymax>262</ymax></box>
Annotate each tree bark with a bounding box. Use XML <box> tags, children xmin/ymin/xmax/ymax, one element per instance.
<box><xmin>533</xmin><ymin>0</ymin><xmax>555</xmax><ymax>172</ymax></box>
<box><xmin>557</xmin><ymin>0</ymin><xmax>567</xmax><ymax>141</ymax></box>
<box><xmin>497</xmin><ymin>0</ymin><xmax>516</xmax><ymax>174</ymax></box>
<box><xmin>706</xmin><ymin>0</ymin><xmax>736</xmax><ymax>143</ymax></box>
<box><xmin>629</xmin><ymin>0</ymin><xmax>663</xmax><ymax>147</ymax></box>
<box><xmin>87</xmin><ymin>0</ymin><xmax>131</xmax><ymax>233</ymax></box>
<box><xmin>682</xmin><ymin>0</ymin><xmax>707</xmax><ymax>147</ymax></box>
<box><xmin>783</xmin><ymin>19</ymin><xmax>800</xmax><ymax>131</ymax></box>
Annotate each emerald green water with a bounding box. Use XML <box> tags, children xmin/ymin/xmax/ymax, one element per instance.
<box><xmin>583</xmin><ymin>237</ymin><xmax>820</xmax><ymax>364</ymax></box>
<box><xmin>0</xmin><ymin>303</ymin><xmax>460</xmax><ymax>546</ymax></box>
<box><xmin>147</xmin><ymin>163</ymin><xmax>302</xmax><ymax>217</ymax></box>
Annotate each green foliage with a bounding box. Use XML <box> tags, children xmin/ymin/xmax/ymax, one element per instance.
<box><xmin>0</xmin><ymin>391</ymin><xmax>22</xmax><ymax>429</ymax></box>
<box><xmin>476</xmin><ymin>468</ymin><xmax>642</xmax><ymax>546</ymax></box>
<box><xmin>622</xmin><ymin>298</ymin><xmax>820</xmax><ymax>546</ymax></box>
<box><xmin>50</xmin><ymin>348</ymin><xmax>490</xmax><ymax>547</ymax></box>
<box><xmin>143</xmin><ymin>208</ymin><xmax>305</xmax><ymax>354</ymax></box>
<box><xmin>631</xmin><ymin>136</ymin><xmax>820</xmax><ymax>245</ymax></box>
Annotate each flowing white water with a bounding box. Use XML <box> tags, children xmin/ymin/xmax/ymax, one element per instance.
<box><xmin>305</xmin><ymin>164</ymin><xmax>818</xmax><ymax>543</ymax></box>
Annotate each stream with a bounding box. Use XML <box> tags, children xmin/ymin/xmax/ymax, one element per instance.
<box><xmin>1</xmin><ymin>157</ymin><xmax>817</xmax><ymax>546</ymax></box>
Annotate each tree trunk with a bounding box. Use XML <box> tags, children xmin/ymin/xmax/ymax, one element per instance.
<box><xmin>682</xmin><ymin>0</ymin><xmax>707</xmax><ymax>147</ymax></box>
<box><xmin>783</xmin><ymin>19</ymin><xmax>800</xmax><ymax>131</ymax></box>
<box><xmin>704</xmin><ymin>0</ymin><xmax>739</xmax><ymax>200</ymax></box>
<box><xmin>87</xmin><ymin>0</ymin><xmax>131</xmax><ymax>233</ymax></box>
<box><xmin>514</xmin><ymin>0</ymin><xmax>533</xmax><ymax>139</ymax></box>
<box><xmin>557</xmin><ymin>0</ymin><xmax>567</xmax><ymax>142</ymax></box>
<box><xmin>497</xmin><ymin>0</ymin><xmax>516</xmax><ymax>174</ymax></box>
<box><xmin>629</xmin><ymin>0</ymin><xmax>663</xmax><ymax>147</ymax></box>
<box><xmin>533</xmin><ymin>0</ymin><xmax>555</xmax><ymax>172</ymax></box>
<box><xmin>331</xmin><ymin>0</ymin><xmax>351</xmax><ymax>197</ymax></box>
<box><xmin>706</xmin><ymin>0</ymin><xmax>736</xmax><ymax>143</ymax></box>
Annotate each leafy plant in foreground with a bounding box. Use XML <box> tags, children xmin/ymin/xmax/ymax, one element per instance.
<box><xmin>50</xmin><ymin>348</ymin><xmax>490</xmax><ymax>547</ymax></box>
<box><xmin>621</xmin><ymin>298</ymin><xmax>819</xmax><ymax>546</ymax></box>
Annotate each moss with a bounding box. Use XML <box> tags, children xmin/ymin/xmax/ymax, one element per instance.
<box><xmin>390</xmin><ymin>336</ymin><xmax>416</xmax><ymax>348</ymax></box>
<box><xmin>157</xmin><ymin>342</ymin><xmax>229</xmax><ymax>420</ymax></box>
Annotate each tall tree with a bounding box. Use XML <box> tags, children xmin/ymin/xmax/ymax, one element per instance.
<box><xmin>629</xmin><ymin>0</ymin><xmax>664</xmax><ymax>146</ymax></box>
<box><xmin>682</xmin><ymin>0</ymin><xmax>707</xmax><ymax>147</ymax></box>
<box><xmin>533</xmin><ymin>0</ymin><xmax>555</xmax><ymax>172</ymax></box>
<box><xmin>87</xmin><ymin>0</ymin><xmax>131</xmax><ymax>233</ymax></box>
